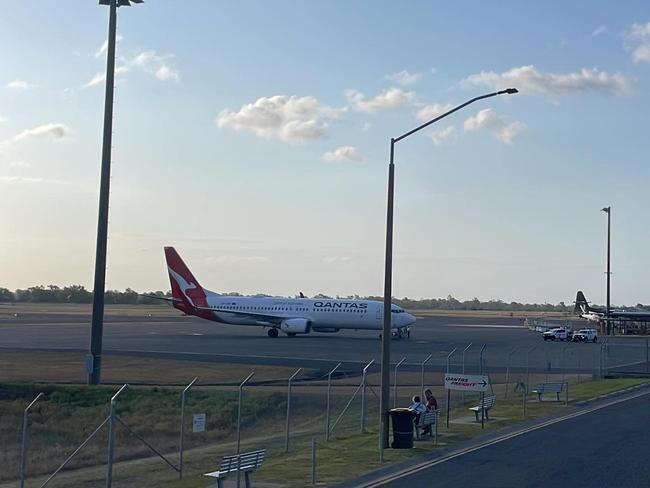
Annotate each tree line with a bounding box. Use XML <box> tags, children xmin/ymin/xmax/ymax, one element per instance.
<box><xmin>1</xmin><ymin>285</ymin><xmax>646</xmax><ymax>312</ymax></box>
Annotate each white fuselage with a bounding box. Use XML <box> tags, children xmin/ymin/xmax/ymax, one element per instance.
<box><xmin>202</xmin><ymin>293</ymin><xmax>416</xmax><ymax>331</ymax></box>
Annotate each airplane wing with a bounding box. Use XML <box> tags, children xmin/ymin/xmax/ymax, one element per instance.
<box><xmin>193</xmin><ymin>305</ymin><xmax>286</xmax><ymax>326</ymax></box>
<box><xmin>139</xmin><ymin>294</ymin><xmax>183</xmax><ymax>304</ymax></box>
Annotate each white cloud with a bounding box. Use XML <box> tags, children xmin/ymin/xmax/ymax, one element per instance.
<box><xmin>323</xmin><ymin>256</ymin><xmax>353</xmax><ymax>264</ymax></box>
<box><xmin>84</xmin><ymin>49</ymin><xmax>178</xmax><ymax>88</ymax></box>
<box><xmin>216</xmin><ymin>95</ymin><xmax>340</xmax><ymax>142</ymax></box>
<box><xmin>6</xmin><ymin>79</ymin><xmax>38</xmax><ymax>91</ymax></box>
<box><xmin>321</xmin><ymin>146</ymin><xmax>364</xmax><ymax>163</ymax></box>
<box><xmin>626</xmin><ymin>21</ymin><xmax>650</xmax><ymax>63</ymax></box>
<box><xmin>464</xmin><ymin>108</ymin><xmax>526</xmax><ymax>144</ymax></box>
<box><xmin>430</xmin><ymin>126</ymin><xmax>457</xmax><ymax>146</ymax></box>
<box><xmin>205</xmin><ymin>255</ymin><xmax>270</xmax><ymax>265</ymax></box>
<box><xmin>9</xmin><ymin>161</ymin><xmax>30</xmax><ymax>168</ymax></box>
<box><xmin>592</xmin><ymin>25</ymin><xmax>608</xmax><ymax>37</ymax></box>
<box><xmin>416</xmin><ymin>103</ymin><xmax>453</xmax><ymax>122</ymax></box>
<box><xmin>386</xmin><ymin>70</ymin><xmax>422</xmax><ymax>86</ymax></box>
<box><xmin>0</xmin><ymin>114</ymin><xmax>7</xmax><ymax>123</ymax></box>
<box><xmin>464</xmin><ymin>65</ymin><xmax>632</xmax><ymax>96</ymax></box>
<box><xmin>95</xmin><ymin>35</ymin><xmax>123</xmax><ymax>58</ymax></box>
<box><xmin>10</xmin><ymin>123</ymin><xmax>71</xmax><ymax>143</ymax></box>
<box><xmin>0</xmin><ymin>176</ymin><xmax>67</xmax><ymax>184</ymax></box>
<box><xmin>84</xmin><ymin>65</ymin><xmax>129</xmax><ymax>88</ymax></box>
<box><xmin>346</xmin><ymin>87</ymin><xmax>415</xmax><ymax>113</ymax></box>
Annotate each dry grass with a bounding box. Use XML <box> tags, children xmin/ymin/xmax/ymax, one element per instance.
<box><xmin>0</xmin><ymin>351</ymin><xmax>305</xmax><ymax>385</ymax></box>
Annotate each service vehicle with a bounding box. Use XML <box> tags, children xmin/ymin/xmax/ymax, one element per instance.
<box><xmin>572</xmin><ymin>328</ymin><xmax>598</xmax><ymax>342</ymax></box>
<box><xmin>542</xmin><ymin>328</ymin><xmax>569</xmax><ymax>341</ymax></box>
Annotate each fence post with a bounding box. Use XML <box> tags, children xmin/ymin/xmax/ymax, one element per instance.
<box><xmin>325</xmin><ymin>363</ymin><xmax>341</xmax><ymax>441</ymax></box>
<box><xmin>504</xmin><ymin>348</ymin><xmax>517</xmax><ymax>398</ymax></box>
<box><xmin>20</xmin><ymin>392</ymin><xmax>44</xmax><ymax>488</ymax></box>
<box><xmin>236</xmin><ymin>372</ymin><xmax>254</xmax><ymax>488</ymax></box>
<box><xmin>107</xmin><ymin>384</ymin><xmax>128</xmax><ymax>488</ymax></box>
<box><xmin>646</xmin><ymin>338</ymin><xmax>649</xmax><ymax>374</ymax></box>
<box><xmin>311</xmin><ymin>436</ymin><xmax>317</xmax><ymax>486</ymax></box>
<box><xmin>420</xmin><ymin>354</ymin><xmax>433</xmax><ymax>395</ymax></box>
<box><xmin>360</xmin><ymin>359</ymin><xmax>374</xmax><ymax>433</ymax></box>
<box><xmin>561</xmin><ymin>345</ymin><xmax>570</xmax><ymax>383</ymax></box>
<box><xmin>445</xmin><ymin>348</ymin><xmax>457</xmax><ymax>427</ymax></box>
<box><xmin>524</xmin><ymin>347</ymin><xmax>535</xmax><ymax>417</ymax></box>
<box><xmin>392</xmin><ymin>357</ymin><xmax>406</xmax><ymax>408</ymax></box>
<box><xmin>461</xmin><ymin>343</ymin><xmax>472</xmax><ymax>404</ymax></box>
<box><xmin>179</xmin><ymin>377</ymin><xmax>198</xmax><ymax>479</ymax></box>
<box><xmin>285</xmin><ymin>368</ymin><xmax>302</xmax><ymax>453</ymax></box>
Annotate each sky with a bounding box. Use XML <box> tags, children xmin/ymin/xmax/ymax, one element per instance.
<box><xmin>1</xmin><ymin>1</ymin><xmax>649</xmax><ymax>305</ymax></box>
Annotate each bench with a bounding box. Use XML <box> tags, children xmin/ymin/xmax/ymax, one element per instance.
<box><xmin>532</xmin><ymin>382</ymin><xmax>567</xmax><ymax>402</ymax></box>
<box><xmin>204</xmin><ymin>449</ymin><xmax>266</xmax><ymax>488</ymax></box>
<box><xmin>414</xmin><ymin>410</ymin><xmax>438</xmax><ymax>441</ymax></box>
<box><xmin>469</xmin><ymin>395</ymin><xmax>496</xmax><ymax>422</ymax></box>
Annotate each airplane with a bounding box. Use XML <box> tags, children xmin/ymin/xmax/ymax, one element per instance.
<box><xmin>574</xmin><ymin>290</ymin><xmax>650</xmax><ymax>322</ymax></box>
<box><xmin>151</xmin><ymin>247</ymin><xmax>416</xmax><ymax>338</ymax></box>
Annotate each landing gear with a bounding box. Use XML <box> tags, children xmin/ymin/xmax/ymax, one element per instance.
<box><xmin>267</xmin><ymin>328</ymin><xmax>279</xmax><ymax>338</ymax></box>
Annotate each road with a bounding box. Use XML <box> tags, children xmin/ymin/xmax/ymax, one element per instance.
<box><xmin>378</xmin><ymin>392</ymin><xmax>650</xmax><ymax>488</ymax></box>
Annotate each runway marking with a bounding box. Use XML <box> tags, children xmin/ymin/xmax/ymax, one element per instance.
<box><xmin>442</xmin><ymin>324</ymin><xmax>528</xmax><ymax>329</ymax></box>
<box><xmin>357</xmin><ymin>387</ymin><xmax>650</xmax><ymax>487</ymax></box>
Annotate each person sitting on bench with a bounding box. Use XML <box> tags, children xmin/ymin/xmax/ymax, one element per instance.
<box><xmin>422</xmin><ymin>389</ymin><xmax>438</xmax><ymax>435</ymax></box>
<box><xmin>408</xmin><ymin>395</ymin><xmax>427</xmax><ymax>427</ymax></box>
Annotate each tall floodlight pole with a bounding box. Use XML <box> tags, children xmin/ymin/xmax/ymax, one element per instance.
<box><xmin>601</xmin><ymin>206</ymin><xmax>611</xmax><ymax>335</ymax></box>
<box><xmin>88</xmin><ymin>0</ymin><xmax>144</xmax><ymax>385</ymax></box>
<box><xmin>379</xmin><ymin>88</ymin><xmax>519</xmax><ymax>450</ymax></box>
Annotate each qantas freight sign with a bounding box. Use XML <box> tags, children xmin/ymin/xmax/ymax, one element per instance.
<box><xmin>444</xmin><ymin>374</ymin><xmax>490</xmax><ymax>392</ymax></box>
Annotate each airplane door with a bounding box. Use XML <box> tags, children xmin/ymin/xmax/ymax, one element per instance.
<box><xmin>376</xmin><ymin>305</ymin><xmax>383</xmax><ymax>321</ymax></box>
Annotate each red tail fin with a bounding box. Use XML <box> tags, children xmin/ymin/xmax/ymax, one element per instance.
<box><xmin>164</xmin><ymin>247</ymin><xmax>208</xmax><ymax>309</ymax></box>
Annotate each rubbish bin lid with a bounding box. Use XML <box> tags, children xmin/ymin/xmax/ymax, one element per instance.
<box><xmin>389</xmin><ymin>408</ymin><xmax>412</xmax><ymax>413</ymax></box>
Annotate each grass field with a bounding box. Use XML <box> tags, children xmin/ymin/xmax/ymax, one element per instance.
<box><xmin>3</xmin><ymin>378</ymin><xmax>647</xmax><ymax>488</ymax></box>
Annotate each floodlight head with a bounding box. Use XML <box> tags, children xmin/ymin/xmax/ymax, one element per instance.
<box><xmin>498</xmin><ymin>88</ymin><xmax>519</xmax><ymax>95</ymax></box>
<box><xmin>99</xmin><ymin>0</ymin><xmax>144</xmax><ymax>6</ymax></box>
<box><xmin>601</xmin><ymin>206</ymin><xmax>611</xmax><ymax>213</ymax></box>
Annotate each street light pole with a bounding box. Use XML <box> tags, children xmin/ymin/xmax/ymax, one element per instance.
<box><xmin>601</xmin><ymin>206</ymin><xmax>611</xmax><ymax>335</ymax></box>
<box><xmin>378</xmin><ymin>88</ymin><xmax>518</xmax><ymax>450</ymax></box>
<box><xmin>88</xmin><ymin>0</ymin><xmax>143</xmax><ymax>385</ymax></box>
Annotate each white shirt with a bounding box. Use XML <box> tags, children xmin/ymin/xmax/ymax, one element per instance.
<box><xmin>408</xmin><ymin>401</ymin><xmax>426</xmax><ymax>414</ymax></box>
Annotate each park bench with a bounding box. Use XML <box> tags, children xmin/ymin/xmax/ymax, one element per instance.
<box><xmin>414</xmin><ymin>410</ymin><xmax>438</xmax><ymax>440</ymax></box>
<box><xmin>204</xmin><ymin>449</ymin><xmax>266</xmax><ymax>488</ymax></box>
<box><xmin>469</xmin><ymin>395</ymin><xmax>496</xmax><ymax>422</ymax></box>
<box><xmin>532</xmin><ymin>382</ymin><xmax>568</xmax><ymax>402</ymax></box>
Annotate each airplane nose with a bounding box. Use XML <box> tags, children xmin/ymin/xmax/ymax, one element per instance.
<box><xmin>405</xmin><ymin>313</ymin><xmax>416</xmax><ymax>326</ymax></box>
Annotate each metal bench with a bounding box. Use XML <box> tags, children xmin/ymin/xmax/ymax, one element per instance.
<box><xmin>468</xmin><ymin>395</ymin><xmax>496</xmax><ymax>422</ymax></box>
<box><xmin>532</xmin><ymin>382</ymin><xmax>568</xmax><ymax>402</ymax></box>
<box><xmin>414</xmin><ymin>410</ymin><xmax>438</xmax><ymax>441</ymax></box>
<box><xmin>204</xmin><ymin>449</ymin><xmax>266</xmax><ymax>488</ymax></box>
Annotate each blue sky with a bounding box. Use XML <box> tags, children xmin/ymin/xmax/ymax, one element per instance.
<box><xmin>1</xmin><ymin>1</ymin><xmax>649</xmax><ymax>304</ymax></box>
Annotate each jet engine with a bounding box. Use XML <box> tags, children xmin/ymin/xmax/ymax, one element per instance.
<box><xmin>280</xmin><ymin>318</ymin><xmax>311</xmax><ymax>334</ymax></box>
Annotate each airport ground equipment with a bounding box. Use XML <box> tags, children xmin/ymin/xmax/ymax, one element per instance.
<box><xmin>532</xmin><ymin>382</ymin><xmax>568</xmax><ymax>404</ymax></box>
<box><xmin>469</xmin><ymin>395</ymin><xmax>496</xmax><ymax>422</ymax></box>
<box><xmin>414</xmin><ymin>410</ymin><xmax>438</xmax><ymax>443</ymax></box>
<box><xmin>543</xmin><ymin>328</ymin><xmax>569</xmax><ymax>341</ymax></box>
<box><xmin>204</xmin><ymin>450</ymin><xmax>266</xmax><ymax>488</ymax></box>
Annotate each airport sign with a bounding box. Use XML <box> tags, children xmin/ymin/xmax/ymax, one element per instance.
<box><xmin>192</xmin><ymin>413</ymin><xmax>206</xmax><ymax>433</ymax></box>
<box><xmin>444</xmin><ymin>374</ymin><xmax>489</xmax><ymax>392</ymax></box>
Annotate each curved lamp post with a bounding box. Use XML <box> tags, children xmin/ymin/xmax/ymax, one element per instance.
<box><xmin>379</xmin><ymin>88</ymin><xmax>519</xmax><ymax>449</ymax></box>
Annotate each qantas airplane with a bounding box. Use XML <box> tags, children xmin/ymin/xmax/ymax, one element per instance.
<box><xmin>153</xmin><ymin>247</ymin><xmax>416</xmax><ymax>338</ymax></box>
<box><xmin>574</xmin><ymin>290</ymin><xmax>650</xmax><ymax>322</ymax></box>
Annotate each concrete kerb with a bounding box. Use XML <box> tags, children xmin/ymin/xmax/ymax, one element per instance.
<box><xmin>336</xmin><ymin>382</ymin><xmax>650</xmax><ymax>488</ymax></box>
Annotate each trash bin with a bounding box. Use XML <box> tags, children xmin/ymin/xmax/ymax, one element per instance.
<box><xmin>389</xmin><ymin>408</ymin><xmax>414</xmax><ymax>449</ymax></box>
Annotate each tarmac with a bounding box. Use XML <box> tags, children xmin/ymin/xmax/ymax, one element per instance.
<box><xmin>1</xmin><ymin>308</ymin><xmax>646</xmax><ymax>375</ymax></box>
